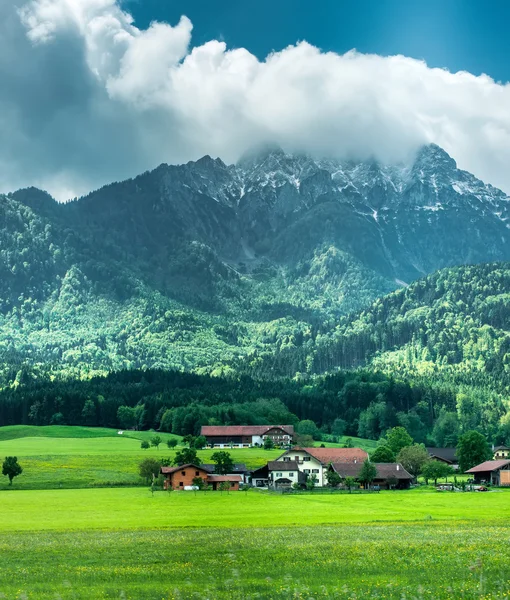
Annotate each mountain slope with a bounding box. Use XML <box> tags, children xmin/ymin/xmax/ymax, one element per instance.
<box><xmin>0</xmin><ymin>144</ymin><xmax>508</xmax><ymax>381</ymax></box>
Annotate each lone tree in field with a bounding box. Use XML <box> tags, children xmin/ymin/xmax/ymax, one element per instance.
<box><xmin>150</xmin><ymin>435</ymin><xmax>162</xmax><ymax>450</ymax></box>
<box><xmin>192</xmin><ymin>435</ymin><xmax>207</xmax><ymax>450</ymax></box>
<box><xmin>211</xmin><ymin>451</ymin><xmax>234</xmax><ymax>475</ymax></box>
<box><xmin>138</xmin><ymin>458</ymin><xmax>161</xmax><ymax>483</ymax></box>
<box><xmin>457</xmin><ymin>430</ymin><xmax>491</xmax><ymax>473</ymax></box>
<box><xmin>358</xmin><ymin>459</ymin><xmax>377</xmax><ymax>489</ymax></box>
<box><xmin>2</xmin><ymin>456</ymin><xmax>22</xmax><ymax>486</ymax></box>
<box><xmin>140</xmin><ymin>440</ymin><xmax>150</xmax><ymax>450</ymax></box>
<box><xmin>166</xmin><ymin>438</ymin><xmax>178</xmax><ymax>449</ymax></box>
<box><xmin>173</xmin><ymin>448</ymin><xmax>198</xmax><ymax>466</ymax></box>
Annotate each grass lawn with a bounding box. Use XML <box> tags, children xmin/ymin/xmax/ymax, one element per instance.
<box><xmin>0</xmin><ymin>488</ymin><xmax>509</xmax><ymax>598</ymax></box>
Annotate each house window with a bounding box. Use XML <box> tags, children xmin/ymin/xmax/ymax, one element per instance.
<box><xmin>195</xmin><ymin>471</ymin><xmax>200</xmax><ymax>476</ymax></box>
<box><xmin>294</xmin><ymin>456</ymin><xmax>299</xmax><ymax>461</ymax></box>
<box><xmin>304</xmin><ymin>469</ymin><xmax>310</xmax><ymax>474</ymax></box>
<box><xmin>181</xmin><ymin>471</ymin><xmax>186</xmax><ymax>476</ymax></box>
<box><xmin>179</xmin><ymin>482</ymin><xmax>183</xmax><ymax>487</ymax></box>
<box><xmin>276</xmin><ymin>473</ymin><xmax>283</xmax><ymax>477</ymax></box>
<box><xmin>303</xmin><ymin>457</ymin><xmax>311</xmax><ymax>462</ymax></box>
<box><xmin>283</xmin><ymin>457</ymin><xmax>291</xmax><ymax>462</ymax></box>
<box><xmin>231</xmin><ymin>482</ymin><xmax>236</xmax><ymax>488</ymax></box>
<box><xmin>312</xmin><ymin>469</ymin><xmax>319</xmax><ymax>473</ymax></box>
<box><xmin>289</xmin><ymin>473</ymin><xmax>294</xmax><ymax>477</ymax></box>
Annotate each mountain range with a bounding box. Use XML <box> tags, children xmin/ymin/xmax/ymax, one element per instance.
<box><xmin>0</xmin><ymin>143</ymin><xmax>509</xmax><ymax>389</ymax></box>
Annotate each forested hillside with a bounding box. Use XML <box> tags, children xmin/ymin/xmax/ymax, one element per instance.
<box><xmin>0</xmin><ymin>145</ymin><xmax>508</xmax><ymax>441</ymax></box>
<box><xmin>1</xmin><ymin>368</ymin><xmax>508</xmax><ymax>446</ymax></box>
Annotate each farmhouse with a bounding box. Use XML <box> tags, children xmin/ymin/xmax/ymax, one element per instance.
<box><xmin>426</xmin><ymin>448</ymin><xmax>459</xmax><ymax>469</ymax></box>
<box><xmin>329</xmin><ymin>462</ymin><xmax>413</xmax><ymax>489</ymax></box>
<box><xmin>493</xmin><ymin>445</ymin><xmax>510</xmax><ymax>460</ymax></box>
<box><xmin>465</xmin><ymin>460</ymin><xmax>510</xmax><ymax>486</ymax></box>
<box><xmin>267</xmin><ymin>460</ymin><xmax>306</xmax><ymax>489</ymax></box>
<box><xmin>274</xmin><ymin>447</ymin><xmax>368</xmax><ymax>487</ymax></box>
<box><xmin>201</xmin><ymin>425</ymin><xmax>294</xmax><ymax>448</ymax></box>
<box><xmin>161</xmin><ymin>464</ymin><xmax>242</xmax><ymax>491</ymax></box>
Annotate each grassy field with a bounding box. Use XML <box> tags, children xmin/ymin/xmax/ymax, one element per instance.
<box><xmin>1</xmin><ymin>425</ymin><xmax>508</xmax><ymax>598</ymax></box>
<box><xmin>0</xmin><ymin>426</ymin><xmax>377</xmax><ymax>490</ymax></box>
<box><xmin>0</xmin><ymin>426</ymin><xmax>285</xmax><ymax>489</ymax></box>
<box><xmin>0</xmin><ymin>488</ymin><xmax>508</xmax><ymax>598</ymax></box>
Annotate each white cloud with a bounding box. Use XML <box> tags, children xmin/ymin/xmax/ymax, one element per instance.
<box><xmin>2</xmin><ymin>0</ymin><xmax>510</xmax><ymax>199</ymax></box>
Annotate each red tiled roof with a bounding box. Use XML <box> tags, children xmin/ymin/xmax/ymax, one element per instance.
<box><xmin>201</xmin><ymin>425</ymin><xmax>294</xmax><ymax>436</ymax></box>
<box><xmin>160</xmin><ymin>463</ymin><xmax>207</xmax><ymax>475</ymax></box>
<box><xmin>207</xmin><ymin>475</ymin><xmax>242</xmax><ymax>482</ymax></box>
<box><xmin>465</xmin><ymin>460</ymin><xmax>510</xmax><ymax>473</ymax></box>
<box><xmin>302</xmin><ymin>447</ymin><xmax>368</xmax><ymax>464</ymax></box>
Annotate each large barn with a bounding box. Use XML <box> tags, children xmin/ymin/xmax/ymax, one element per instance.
<box><xmin>200</xmin><ymin>425</ymin><xmax>294</xmax><ymax>448</ymax></box>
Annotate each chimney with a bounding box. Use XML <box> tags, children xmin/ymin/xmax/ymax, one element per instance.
<box><xmin>396</xmin><ymin>464</ymin><xmax>400</xmax><ymax>471</ymax></box>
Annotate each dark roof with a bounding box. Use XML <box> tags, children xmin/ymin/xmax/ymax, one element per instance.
<box><xmin>426</xmin><ymin>448</ymin><xmax>458</xmax><ymax>463</ymax></box>
<box><xmin>251</xmin><ymin>465</ymin><xmax>269</xmax><ymax>477</ymax></box>
<box><xmin>331</xmin><ymin>462</ymin><xmax>413</xmax><ymax>480</ymax></box>
<box><xmin>281</xmin><ymin>447</ymin><xmax>368</xmax><ymax>464</ymax></box>
<box><xmin>268</xmin><ymin>461</ymin><xmax>299</xmax><ymax>471</ymax></box>
<box><xmin>160</xmin><ymin>463</ymin><xmax>207</xmax><ymax>475</ymax></box>
<box><xmin>207</xmin><ymin>475</ymin><xmax>242</xmax><ymax>483</ymax></box>
<box><xmin>201</xmin><ymin>425</ymin><xmax>294</xmax><ymax>436</ymax></box>
<box><xmin>200</xmin><ymin>463</ymin><xmax>249</xmax><ymax>474</ymax></box>
<box><xmin>465</xmin><ymin>460</ymin><xmax>510</xmax><ymax>473</ymax></box>
<box><xmin>494</xmin><ymin>446</ymin><xmax>510</xmax><ymax>452</ymax></box>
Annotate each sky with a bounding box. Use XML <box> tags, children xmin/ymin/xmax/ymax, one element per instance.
<box><xmin>2</xmin><ymin>0</ymin><xmax>510</xmax><ymax>200</ymax></box>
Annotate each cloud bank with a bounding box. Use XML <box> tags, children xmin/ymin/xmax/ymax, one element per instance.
<box><xmin>2</xmin><ymin>0</ymin><xmax>510</xmax><ymax>199</ymax></box>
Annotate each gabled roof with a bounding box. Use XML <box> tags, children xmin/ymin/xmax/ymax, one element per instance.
<box><xmin>268</xmin><ymin>460</ymin><xmax>299</xmax><ymax>471</ymax></box>
<box><xmin>331</xmin><ymin>462</ymin><xmax>412</xmax><ymax>480</ymax></box>
<box><xmin>160</xmin><ymin>463</ymin><xmax>207</xmax><ymax>475</ymax></box>
<box><xmin>465</xmin><ymin>460</ymin><xmax>510</xmax><ymax>473</ymax></box>
<box><xmin>282</xmin><ymin>447</ymin><xmax>368</xmax><ymax>464</ymax></box>
<box><xmin>207</xmin><ymin>475</ymin><xmax>242</xmax><ymax>483</ymax></box>
<box><xmin>200</xmin><ymin>463</ymin><xmax>249</xmax><ymax>474</ymax></box>
<box><xmin>201</xmin><ymin>425</ymin><xmax>294</xmax><ymax>436</ymax></box>
<box><xmin>494</xmin><ymin>446</ymin><xmax>510</xmax><ymax>452</ymax></box>
<box><xmin>426</xmin><ymin>448</ymin><xmax>458</xmax><ymax>463</ymax></box>
<box><xmin>251</xmin><ymin>464</ymin><xmax>269</xmax><ymax>477</ymax></box>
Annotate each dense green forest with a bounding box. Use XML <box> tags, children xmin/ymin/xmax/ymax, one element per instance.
<box><xmin>1</xmin><ymin>368</ymin><xmax>508</xmax><ymax>446</ymax></box>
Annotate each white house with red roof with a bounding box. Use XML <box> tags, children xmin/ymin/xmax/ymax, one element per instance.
<box><xmin>274</xmin><ymin>446</ymin><xmax>369</xmax><ymax>487</ymax></box>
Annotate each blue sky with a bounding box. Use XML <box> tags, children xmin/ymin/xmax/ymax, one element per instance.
<box><xmin>128</xmin><ymin>0</ymin><xmax>510</xmax><ymax>82</ymax></box>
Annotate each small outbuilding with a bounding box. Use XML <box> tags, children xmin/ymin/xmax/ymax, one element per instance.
<box><xmin>465</xmin><ymin>460</ymin><xmax>510</xmax><ymax>486</ymax></box>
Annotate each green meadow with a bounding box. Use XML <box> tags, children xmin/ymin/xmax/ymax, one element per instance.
<box><xmin>0</xmin><ymin>426</ymin><xmax>509</xmax><ymax>599</ymax></box>
<box><xmin>0</xmin><ymin>488</ymin><xmax>509</xmax><ymax>599</ymax></box>
<box><xmin>0</xmin><ymin>426</ymin><xmax>377</xmax><ymax>490</ymax></box>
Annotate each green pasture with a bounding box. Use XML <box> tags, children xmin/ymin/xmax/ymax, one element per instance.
<box><xmin>0</xmin><ymin>425</ymin><xmax>377</xmax><ymax>490</ymax></box>
<box><xmin>0</xmin><ymin>489</ymin><xmax>509</xmax><ymax>598</ymax></box>
<box><xmin>0</xmin><ymin>486</ymin><xmax>509</xmax><ymax>531</ymax></box>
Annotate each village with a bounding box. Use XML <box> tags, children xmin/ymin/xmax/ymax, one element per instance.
<box><xmin>159</xmin><ymin>424</ymin><xmax>510</xmax><ymax>492</ymax></box>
